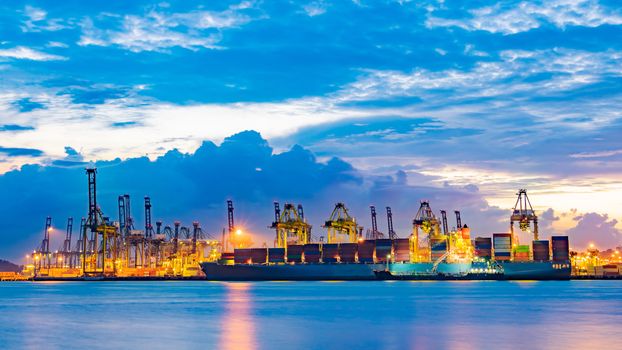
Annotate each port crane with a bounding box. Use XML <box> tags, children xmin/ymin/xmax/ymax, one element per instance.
<box><xmin>412</xmin><ymin>201</ymin><xmax>441</xmax><ymax>262</ymax></box>
<box><xmin>367</xmin><ymin>205</ymin><xmax>384</xmax><ymax>239</ymax></box>
<box><xmin>271</xmin><ymin>202</ymin><xmax>311</xmax><ymax>248</ymax></box>
<box><xmin>323</xmin><ymin>202</ymin><xmax>362</xmax><ymax>243</ymax></box>
<box><xmin>33</xmin><ymin>216</ymin><xmax>52</xmax><ymax>274</ymax></box>
<box><xmin>386</xmin><ymin>206</ymin><xmax>398</xmax><ymax>239</ymax></box>
<box><xmin>82</xmin><ymin>168</ymin><xmax>119</xmax><ymax>277</ymax></box>
<box><xmin>510</xmin><ymin>189</ymin><xmax>539</xmax><ymax>241</ymax></box>
<box><xmin>60</xmin><ymin>217</ymin><xmax>73</xmax><ymax>268</ymax></box>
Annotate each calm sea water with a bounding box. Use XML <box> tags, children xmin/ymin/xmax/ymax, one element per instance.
<box><xmin>1</xmin><ymin>280</ymin><xmax>621</xmax><ymax>349</ymax></box>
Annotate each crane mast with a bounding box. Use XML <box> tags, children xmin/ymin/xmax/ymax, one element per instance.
<box><xmin>510</xmin><ymin>189</ymin><xmax>539</xmax><ymax>241</ymax></box>
<box><xmin>386</xmin><ymin>206</ymin><xmax>397</xmax><ymax>239</ymax></box>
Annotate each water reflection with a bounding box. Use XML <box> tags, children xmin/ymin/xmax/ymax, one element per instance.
<box><xmin>220</xmin><ymin>283</ymin><xmax>257</xmax><ymax>350</ymax></box>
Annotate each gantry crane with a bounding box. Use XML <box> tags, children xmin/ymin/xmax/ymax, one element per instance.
<box><xmin>323</xmin><ymin>202</ymin><xmax>362</xmax><ymax>243</ymax></box>
<box><xmin>367</xmin><ymin>205</ymin><xmax>384</xmax><ymax>239</ymax></box>
<box><xmin>271</xmin><ymin>202</ymin><xmax>311</xmax><ymax>248</ymax></box>
<box><xmin>82</xmin><ymin>168</ymin><xmax>118</xmax><ymax>277</ymax></box>
<box><xmin>60</xmin><ymin>217</ymin><xmax>73</xmax><ymax>268</ymax></box>
<box><xmin>386</xmin><ymin>206</ymin><xmax>398</xmax><ymax>239</ymax></box>
<box><xmin>440</xmin><ymin>210</ymin><xmax>449</xmax><ymax>235</ymax></box>
<box><xmin>510</xmin><ymin>189</ymin><xmax>539</xmax><ymax>241</ymax></box>
<box><xmin>455</xmin><ymin>210</ymin><xmax>462</xmax><ymax>229</ymax></box>
<box><xmin>34</xmin><ymin>216</ymin><xmax>52</xmax><ymax>274</ymax></box>
<box><xmin>412</xmin><ymin>200</ymin><xmax>441</xmax><ymax>262</ymax></box>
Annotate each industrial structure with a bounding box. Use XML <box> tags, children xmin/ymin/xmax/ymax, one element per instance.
<box><xmin>26</xmin><ymin>168</ymin><xmax>222</xmax><ymax>279</ymax></box>
<box><xmin>18</xmin><ymin>167</ymin><xmax>581</xmax><ymax>281</ymax></box>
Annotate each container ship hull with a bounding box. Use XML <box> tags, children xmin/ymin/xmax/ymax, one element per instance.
<box><xmin>499</xmin><ymin>261</ymin><xmax>571</xmax><ymax>280</ymax></box>
<box><xmin>200</xmin><ymin>261</ymin><xmax>570</xmax><ymax>281</ymax></box>
<box><xmin>201</xmin><ymin>262</ymin><xmax>382</xmax><ymax>281</ymax></box>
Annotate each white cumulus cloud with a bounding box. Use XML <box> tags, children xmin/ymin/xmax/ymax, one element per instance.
<box><xmin>0</xmin><ymin>46</ymin><xmax>67</xmax><ymax>61</ymax></box>
<box><xmin>426</xmin><ymin>0</ymin><xmax>622</xmax><ymax>35</ymax></box>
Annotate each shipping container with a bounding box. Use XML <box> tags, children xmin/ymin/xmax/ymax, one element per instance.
<box><xmin>250</xmin><ymin>248</ymin><xmax>268</xmax><ymax>264</ymax></box>
<box><xmin>474</xmin><ymin>249</ymin><xmax>492</xmax><ymax>259</ymax></box>
<box><xmin>287</xmin><ymin>245</ymin><xmax>304</xmax><ymax>263</ymax></box>
<box><xmin>493</xmin><ymin>234</ymin><xmax>513</xmax><ymax>254</ymax></box>
<box><xmin>234</xmin><ymin>249</ymin><xmax>253</xmax><ymax>264</ymax></box>
<box><xmin>514</xmin><ymin>245</ymin><xmax>530</xmax><ymax>253</ymax></box>
<box><xmin>322</xmin><ymin>243</ymin><xmax>340</xmax><ymax>263</ymax></box>
<box><xmin>375</xmin><ymin>239</ymin><xmax>392</xmax><ymax>262</ymax></box>
<box><xmin>603</xmin><ymin>264</ymin><xmax>620</xmax><ymax>276</ymax></box>
<box><xmin>552</xmin><ymin>236</ymin><xmax>570</xmax><ymax>261</ymax></box>
<box><xmin>268</xmin><ymin>248</ymin><xmax>285</xmax><ymax>263</ymax></box>
<box><xmin>474</xmin><ymin>237</ymin><xmax>492</xmax><ymax>249</ymax></box>
<box><xmin>303</xmin><ymin>244</ymin><xmax>321</xmax><ymax>263</ymax></box>
<box><xmin>339</xmin><ymin>243</ymin><xmax>357</xmax><ymax>263</ymax></box>
<box><xmin>532</xmin><ymin>240</ymin><xmax>550</xmax><ymax>261</ymax></box>
<box><xmin>358</xmin><ymin>240</ymin><xmax>375</xmax><ymax>263</ymax></box>
<box><xmin>393</xmin><ymin>238</ymin><xmax>411</xmax><ymax>262</ymax></box>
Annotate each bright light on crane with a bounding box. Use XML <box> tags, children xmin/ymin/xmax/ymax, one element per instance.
<box><xmin>236</xmin><ymin>229</ymin><xmax>242</xmax><ymax>236</ymax></box>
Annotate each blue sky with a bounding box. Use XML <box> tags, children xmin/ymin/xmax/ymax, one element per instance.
<box><xmin>1</xmin><ymin>0</ymin><xmax>622</xmax><ymax>260</ymax></box>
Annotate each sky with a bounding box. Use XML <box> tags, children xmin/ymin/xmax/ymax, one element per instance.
<box><xmin>1</xmin><ymin>0</ymin><xmax>622</xmax><ymax>261</ymax></box>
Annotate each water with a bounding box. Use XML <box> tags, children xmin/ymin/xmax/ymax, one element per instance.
<box><xmin>1</xmin><ymin>281</ymin><xmax>621</xmax><ymax>349</ymax></box>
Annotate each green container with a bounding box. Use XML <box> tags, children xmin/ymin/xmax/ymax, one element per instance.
<box><xmin>514</xmin><ymin>245</ymin><xmax>530</xmax><ymax>253</ymax></box>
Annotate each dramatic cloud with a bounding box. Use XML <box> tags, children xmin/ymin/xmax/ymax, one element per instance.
<box><xmin>0</xmin><ymin>131</ymin><xmax>507</xmax><ymax>261</ymax></box>
<box><xmin>566</xmin><ymin>212</ymin><xmax>622</xmax><ymax>248</ymax></box>
<box><xmin>0</xmin><ymin>0</ymin><xmax>620</xmax><ymax>250</ymax></box>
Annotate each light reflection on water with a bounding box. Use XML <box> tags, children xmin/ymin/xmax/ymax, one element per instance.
<box><xmin>0</xmin><ymin>281</ymin><xmax>621</xmax><ymax>349</ymax></box>
<box><xmin>220</xmin><ymin>283</ymin><xmax>256</xmax><ymax>350</ymax></box>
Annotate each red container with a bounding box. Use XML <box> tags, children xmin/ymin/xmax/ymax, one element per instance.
<box><xmin>287</xmin><ymin>245</ymin><xmax>304</xmax><ymax>263</ymax></box>
<box><xmin>322</xmin><ymin>244</ymin><xmax>339</xmax><ymax>263</ymax></box>
<box><xmin>339</xmin><ymin>243</ymin><xmax>357</xmax><ymax>263</ymax></box>
<box><xmin>375</xmin><ymin>239</ymin><xmax>392</xmax><ymax>262</ymax></box>
<box><xmin>303</xmin><ymin>244</ymin><xmax>321</xmax><ymax>263</ymax></box>
<box><xmin>249</xmin><ymin>248</ymin><xmax>267</xmax><ymax>264</ymax></box>
<box><xmin>358</xmin><ymin>240</ymin><xmax>375</xmax><ymax>263</ymax></box>
<box><xmin>475</xmin><ymin>249</ymin><xmax>492</xmax><ymax>259</ymax></box>
<box><xmin>552</xmin><ymin>236</ymin><xmax>570</xmax><ymax>261</ymax></box>
<box><xmin>393</xmin><ymin>238</ymin><xmax>410</xmax><ymax>262</ymax></box>
<box><xmin>234</xmin><ymin>249</ymin><xmax>253</xmax><ymax>264</ymax></box>
<box><xmin>532</xmin><ymin>240</ymin><xmax>550</xmax><ymax>261</ymax></box>
<box><xmin>268</xmin><ymin>248</ymin><xmax>285</xmax><ymax>263</ymax></box>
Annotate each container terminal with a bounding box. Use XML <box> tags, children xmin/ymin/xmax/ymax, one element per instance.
<box><xmin>5</xmin><ymin>168</ymin><xmax>618</xmax><ymax>281</ymax></box>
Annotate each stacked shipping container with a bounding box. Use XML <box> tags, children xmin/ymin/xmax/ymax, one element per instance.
<box><xmin>287</xmin><ymin>245</ymin><xmax>304</xmax><ymax>263</ymax></box>
<box><xmin>268</xmin><ymin>248</ymin><xmax>285</xmax><ymax>263</ymax></box>
<box><xmin>393</xmin><ymin>238</ymin><xmax>410</xmax><ymax>262</ymax></box>
<box><xmin>303</xmin><ymin>244</ymin><xmax>321</xmax><ymax>263</ymax></box>
<box><xmin>532</xmin><ymin>240</ymin><xmax>550</xmax><ymax>261</ymax></box>
<box><xmin>552</xmin><ymin>236</ymin><xmax>570</xmax><ymax>261</ymax></box>
<box><xmin>514</xmin><ymin>245</ymin><xmax>530</xmax><ymax>261</ymax></box>
<box><xmin>322</xmin><ymin>244</ymin><xmax>339</xmax><ymax>262</ymax></box>
<box><xmin>339</xmin><ymin>243</ymin><xmax>357</xmax><ymax>263</ymax></box>
<box><xmin>474</xmin><ymin>237</ymin><xmax>492</xmax><ymax>259</ymax></box>
<box><xmin>375</xmin><ymin>239</ymin><xmax>392</xmax><ymax>263</ymax></box>
<box><xmin>358</xmin><ymin>240</ymin><xmax>375</xmax><ymax>263</ymax></box>
<box><xmin>430</xmin><ymin>238</ymin><xmax>447</xmax><ymax>261</ymax></box>
<box><xmin>493</xmin><ymin>233</ymin><xmax>512</xmax><ymax>261</ymax></box>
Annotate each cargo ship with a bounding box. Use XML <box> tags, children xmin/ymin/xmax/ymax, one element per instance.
<box><xmin>200</xmin><ymin>235</ymin><xmax>571</xmax><ymax>281</ymax></box>
<box><xmin>201</xmin><ymin>191</ymin><xmax>571</xmax><ymax>281</ymax></box>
